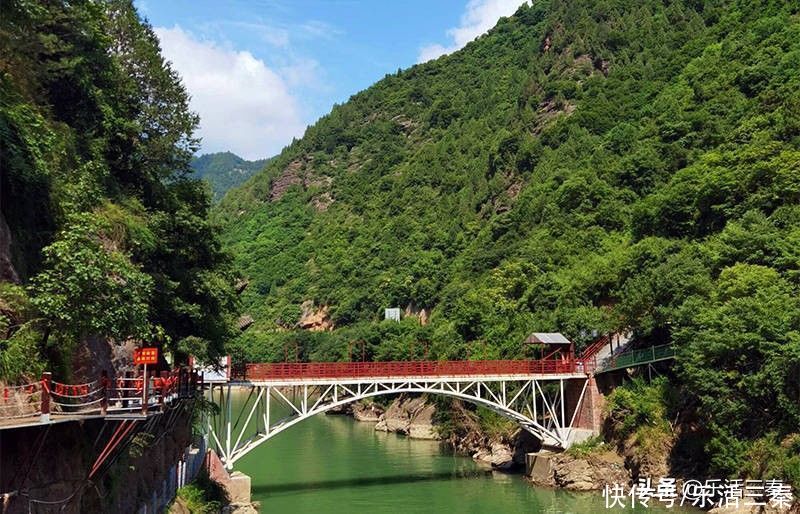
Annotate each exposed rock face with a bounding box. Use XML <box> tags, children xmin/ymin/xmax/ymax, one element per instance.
<box><xmin>390</xmin><ymin>114</ymin><xmax>419</xmax><ymax>136</ymax></box>
<box><xmin>325</xmin><ymin>403</ymin><xmax>353</xmax><ymax>415</ymax></box>
<box><xmin>473</xmin><ymin>442</ymin><xmax>516</xmax><ymax>470</ymax></box>
<box><xmin>533</xmin><ymin>98</ymin><xmax>576</xmax><ymax>132</ymax></box>
<box><xmin>407</xmin><ymin>402</ymin><xmax>437</xmax><ymax>439</ymax></box>
<box><xmin>441</xmin><ymin>400</ymin><xmax>540</xmax><ymax>471</ymax></box>
<box><xmin>207</xmin><ymin>450</ymin><xmax>261</xmax><ymax>514</ymax></box>
<box><xmin>269</xmin><ymin>159</ymin><xmax>304</xmax><ymax>201</ymax></box>
<box><xmin>375</xmin><ymin>396</ymin><xmax>440</xmax><ymax>440</ymax></box>
<box><xmin>353</xmin><ymin>396</ymin><xmax>543</xmax><ymax>471</ymax></box>
<box><xmin>467</xmin><ymin>429</ymin><xmax>541</xmax><ymax>471</ymax></box>
<box><xmin>607</xmin><ymin>417</ymin><xmax>674</xmax><ymax>481</ymax></box>
<box><xmin>403</xmin><ymin>302</ymin><xmax>430</xmax><ymax>326</ymax></box>
<box><xmin>269</xmin><ymin>157</ymin><xmax>333</xmax><ymax>203</ymax></box>
<box><xmin>298</xmin><ymin>300</ymin><xmax>334</xmax><ymax>331</ymax></box>
<box><xmin>0</xmin><ymin>212</ymin><xmax>19</xmax><ymax>283</ymax></box>
<box><xmin>70</xmin><ymin>336</ymin><xmax>137</xmax><ymax>384</ymax></box>
<box><xmin>223</xmin><ymin>503</ymin><xmax>260</xmax><ymax>514</ymax></box>
<box><xmin>353</xmin><ymin>401</ymin><xmax>384</xmax><ymax>422</ymax></box>
<box><xmin>529</xmin><ymin>451</ymin><xmax>630</xmax><ymax>491</ymax></box>
<box><xmin>311</xmin><ymin>191</ymin><xmax>334</xmax><ymax>212</ymax></box>
<box><xmin>622</xmin><ymin>436</ymin><xmax>671</xmax><ymax>481</ymax></box>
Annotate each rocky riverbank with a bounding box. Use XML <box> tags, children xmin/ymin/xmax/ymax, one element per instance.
<box><xmin>374</xmin><ymin>396</ymin><xmax>438</xmax><ymax>440</ymax></box>
<box><xmin>340</xmin><ymin>395</ymin><xmax>539</xmax><ymax>472</ymax></box>
<box><xmin>338</xmin><ymin>395</ymin><xmax>800</xmax><ymax>510</ymax></box>
<box><xmin>527</xmin><ymin>450</ymin><xmax>629</xmax><ymax>491</ymax></box>
<box><xmin>342</xmin><ymin>395</ymin><xmax>658</xmax><ymax>492</ymax></box>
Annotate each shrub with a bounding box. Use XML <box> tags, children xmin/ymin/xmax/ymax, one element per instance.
<box><xmin>0</xmin><ymin>284</ymin><xmax>45</xmax><ymax>382</ymax></box>
<box><xmin>567</xmin><ymin>435</ymin><xmax>606</xmax><ymax>458</ymax></box>
<box><xmin>174</xmin><ymin>469</ymin><xmax>228</xmax><ymax>514</ymax></box>
<box><xmin>604</xmin><ymin>377</ymin><xmax>674</xmax><ymax>450</ymax></box>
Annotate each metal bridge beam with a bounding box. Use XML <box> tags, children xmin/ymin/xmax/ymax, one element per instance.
<box><xmin>207</xmin><ymin>375</ymin><xmax>589</xmax><ymax>469</ymax></box>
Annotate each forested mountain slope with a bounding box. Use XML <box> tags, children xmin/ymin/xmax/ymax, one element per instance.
<box><xmin>191</xmin><ymin>152</ymin><xmax>271</xmax><ymax>201</ymax></box>
<box><xmin>0</xmin><ymin>0</ymin><xmax>237</xmax><ymax>379</ymax></box>
<box><xmin>218</xmin><ymin>0</ymin><xmax>799</xmax><ymax>479</ymax></box>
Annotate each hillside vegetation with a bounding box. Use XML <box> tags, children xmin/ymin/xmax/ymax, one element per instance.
<box><xmin>217</xmin><ymin>0</ymin><xmax>800</xmax><ymax>481</ymax></box>
<box><xmin>0</xmin><ymin>0</ymin><xmax>238</xmax><ymax>379</ymax></box>
<box><xmin>191</xmin><ymin>152</ymin><xmax>271</xmax><ymax>201</ymax></box>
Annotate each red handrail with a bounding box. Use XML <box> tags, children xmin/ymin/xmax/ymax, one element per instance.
<box><xmin>244</xmin><ymin>358</ymin><xmax>580</xmax><ymax>381</ymax></box>
<box><xmin>580</xmin><ymin>334</ymin><xmax>611</xmax><ymax>359</ymax></box>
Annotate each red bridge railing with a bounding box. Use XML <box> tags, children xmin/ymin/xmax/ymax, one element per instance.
<box><xmin>1</xmin><ymin>368</ymin><xmax>200</xmax><ymax>424</ymax></box>
<box><xmin>244</xmin><ymin>358</ymin><xmax>583</xmax><ymax>381</ymax></box>
<box><xmin>581</xmin><ymin>334</ymin><xmax>611</xmax><ymax>360</ymax></box>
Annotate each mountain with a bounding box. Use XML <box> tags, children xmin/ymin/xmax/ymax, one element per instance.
<box><xmin>217</xmin><ymin>0</ymin><xmax>800</xmax><ymax>480</ymax></box>
<box><xmin>191</xmin><ymin>152</ymin><xmax>270</xmax><ymax>201</ymax></box>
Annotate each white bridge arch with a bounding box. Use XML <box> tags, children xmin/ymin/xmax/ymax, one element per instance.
<box><xmin>207</xmin><ymin>374</ymin><xmax>590</xmax><ymax>469</ymax></box>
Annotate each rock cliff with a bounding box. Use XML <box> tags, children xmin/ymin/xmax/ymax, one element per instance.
<box><xmin>297</xmin><ymin>300</ymin><xmax>334</xmax><ymax>331</ymax></box>
<box><xmin>353</xmin><ymin>401</ymin><xmax>384</xmax><ymax>422</ymax></box>
<box><xmin>374</xmin><ymin>396</ymin><xmax>439</xmax><ymax>440</ymax></box>
<box><xmin>359</xmin><ymin>395</ymin><xmax>540</xmax><ymax>471</ymax></box>
<box><xmin>0</xmin><ymin>212</ymin><xmax>19</xmax><ymax>283</ymax></box>
<box><xmin>528</xmin><ymin>451</ymin><xmax>630</xmax><ymax>491</ymax></box>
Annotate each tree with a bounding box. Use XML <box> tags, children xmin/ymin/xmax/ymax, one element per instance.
<box><xmin>31</xmin><ymin>215</ymin><xmax>153</xmax><ymax>343</ymax></box>
<box><xmin>676</xmin><ymin>264</ymin><xmax>800</xmax><ymax>475</ymax></box>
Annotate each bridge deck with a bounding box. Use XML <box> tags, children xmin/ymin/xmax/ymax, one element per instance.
<box><xmin>238</xmin><ymin>359</ymin><xmax>588</xmax><ymax>385</ymax></box>
<box><xmin>233</xmin><ymin>373</ymin><xmax>587</xmax><ymax>387</ymax></box>
<box><xmin>0</xmin><ymin>409</ymin><xmax>167</xmax><ymax>431</ymax></box>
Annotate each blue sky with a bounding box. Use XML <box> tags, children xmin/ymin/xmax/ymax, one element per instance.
<box><xmin>136</xmin><ymin>0</ymin><xmax>526</xmax><ymax>159</ymax></box>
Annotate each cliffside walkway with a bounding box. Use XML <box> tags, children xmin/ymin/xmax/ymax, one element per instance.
<box><xmin>0</xmin><ymin>369</ymin><xmax>200</xmax><ymax>430</ymax></box>
<box><xmin>208</xmin><ymin>357</ymin><xmax>599</xmax><ymax>468</ymax></box>
<box><xmin>598</xmin><ymin>344</ymin><xmax>676</xmax><ymax>373</ymax></box>
<box><xmin>579</xmin><ymin>334</ymin><xmax>676</xmax><ymax>374</ymax></box>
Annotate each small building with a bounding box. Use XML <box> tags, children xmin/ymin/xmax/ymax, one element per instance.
<box><xmin>234</xmin><ymin>279</ymin><xmax>249</xmax><ymax>294</ymax></box>
<box><xmin>237</xmin><ymin>315</ymin><xmax>254</xmax><ymax>331</ymax></box>
<box><xmin>384</xmin><ymin>308</ymin><xmax>401</xmax><ymax>322</ymax></box>
<box><xmin>525</xmin><ymin>332</ymin><xmax>575</xmax><ymax>361</ymax></box>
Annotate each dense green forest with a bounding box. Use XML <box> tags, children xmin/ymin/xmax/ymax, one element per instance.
<box><xmin>217</xmin><ymin>1</ymin><xmax>800</xmax><ymax>483</ymax></box>
<box><xmin>0</xmin><ymin>0</ymin><xmax>237</xmax><ymax>379</ymax></box>
<box><xmin>191</xmin><ymin>151</ymin><xmax>271</xmax><ymax>201</ymax></box>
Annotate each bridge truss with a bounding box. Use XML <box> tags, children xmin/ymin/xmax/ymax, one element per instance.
<box><xmin>207</xmin><ymin>372</ymin><xmax>589</xmax><ymax>469</ymax></box>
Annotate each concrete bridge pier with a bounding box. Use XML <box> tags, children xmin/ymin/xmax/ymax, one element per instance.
<box><xmin>564</xmin><ymin>375</ymin><xmax>605</xmax><ymax>442</ymax></box>
<box><xmin>206</xmin><ymin>449</ymin><xmax>253</xmax><ymax>507</ymax></box>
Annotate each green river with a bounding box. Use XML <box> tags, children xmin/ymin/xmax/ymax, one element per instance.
<box><xmin>220</xmin><ymin>392</ymin><xmax>692</xmax><ymax>513</ymax></box>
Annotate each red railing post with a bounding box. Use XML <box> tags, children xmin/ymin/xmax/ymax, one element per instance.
<box><xmin>121</xmin><ymin>371</ymin><xmax>132</xmax><ymax>409</ymax></box>
<box><xmin>141</xmin><ymin>366</ymin><xmax>148</xmax><ymax>416</ymax></box>
<box><xmin>40</xmin><ymin>372</ymin><xmax>51</xmax><ymax>422</ymax></box>
<box><xmin>100</xmin><ymin>370</ymin><xmax>110</xmax><ymax>415</ymax></box>
<box><xmin>158</xmin><ymin>371</ymin><xmax>168</xmax><ymax>410</ymax></box>
<box><xmin>178</xmin><ymin>368</ymin><xmax>186</xmax><ymax>397</ymax></box>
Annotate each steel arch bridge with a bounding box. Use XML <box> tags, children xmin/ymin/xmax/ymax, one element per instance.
<box><xmin>206</xmin><ymin>360</ymin><xmax>593</xmax><ymax>468</ymax></box>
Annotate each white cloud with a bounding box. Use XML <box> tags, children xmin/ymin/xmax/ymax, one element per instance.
<box><xmin>418</xmin><ymin>0</ymin><xmax>528</xmax><ymax>62</ymax></box>
<box><xmin>418</xmin><ymin>43</ymin><xmax>451</xmax><ymax>63</ymax></box>
<box><xmin>279</xmin><ymin>58</ymin><xmax>323</xmax><ymax>89</ymax></box>
<box><xmin>231</xmin><ymin>21</ymin><xmax>291</xmax><ymax>48</ymax></box>
<box><xmin>154</xmin><ymin>26</ymin><xmax>306</xmax><ymax>160</ymax></box>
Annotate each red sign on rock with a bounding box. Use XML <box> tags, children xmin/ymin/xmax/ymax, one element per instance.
<box><xmin>134</xmin><ymin>347</ymin><xmax>158</xmax><ymax>365</ymax></box>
